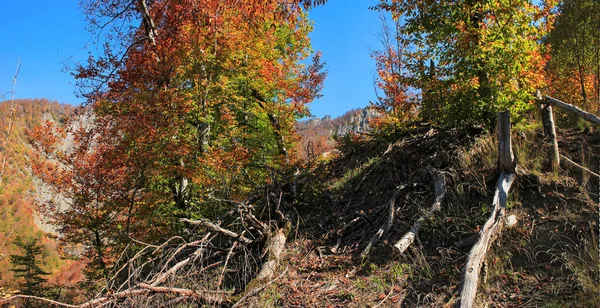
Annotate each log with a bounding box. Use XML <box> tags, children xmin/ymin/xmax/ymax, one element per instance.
<box><xmin>537</xmin><ymin>91</ymin><xmax>560</xmax><ymax>168</ymax></box>
<box><xmin>497</xmin><ymin>110</ymin><xmax>514</xmax><ymax>173</ymax></box>
<box><xmin>456</xmin><ymin>173</ymin><xmax>515</xmax><ymax>308</ymax></box>
<box><xmin>544</xmin><ymin>95</ymin><xmax>600</xmax><ymax>126</ymax></box>
<box><xmin>360</xmin><ymin>190</ymin><xmax>398</xmax><ymax>258</ymax></box>
<box><xmin>393</xmin><ymin>167</ymin><xmax>446</xmax><ymax>254</ymax></box>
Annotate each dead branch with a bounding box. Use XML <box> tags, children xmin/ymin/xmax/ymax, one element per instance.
<box><xmin>149</xmin><ymin>234</ymin><xmax>211</xmax><ymax>287</ymax></box>
<box><xmin>181</xmin><ymin>218</ymin><xmax>252</xmax><ymax>244</ymax></box>
<box><xmin>0</xmin><ymin>295</ymin><xmax>78</xmax><ymax>308</ymax></box>
<box><xmin>108</xmin><ymin>236</ymin><xmax>189</xmax><ymax>292</ymax></box>
<box><xmin>457</xmin><ymin>173</ymin><xmax>515</xmax><ymax>308</ymax></box>
<box><xmin>498</xmin><ymin>110</ymin><xmax>515</xmax><ymax>173</ymax></box>
<box><xmin>217</xmin><ymin>241</ymin><xmax>239</xmax><ymax>291</ymax></box>
<box><xmin>157</xmin><ymin>234</ymin><xmax>211</xmax><ymax>275</ymax></box>
<box><xmin>361</xmin><ymin>190</ymin><xmax>399</xmax><ymax>258</ymax></box>
<box><xmin>394</xmin><ymin>166</ymin><xmax>446</xmax><ymax>254</ymax></box>
<box><xmin>560</xmin><ymin>153</ymin><xmax>600</xmax><ymax>177</ymax></box>
<box><xmin>138</xmin><ymin>283</ymin><xmax>228</xmax><ymax>304</ymax></box>
<box><xmin>231</xmin><ymin>267</ymin><xmax>289</xmax><ymax>308</ymax></box>
<box><xmin>255</xmin><ymin>227</ymin><xmax>287</xmax><ymax>281</ymax></box>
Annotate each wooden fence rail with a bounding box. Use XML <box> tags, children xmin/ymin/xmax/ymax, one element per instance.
<box><xmin>540</xmin><ymin>94</ymin><xmax>600</xmax><ymax>127</ymax></box>
<box><xmin>537</xmin><ymin>91</ymin><xmax>599</xmax><ymax>177</ymax></box>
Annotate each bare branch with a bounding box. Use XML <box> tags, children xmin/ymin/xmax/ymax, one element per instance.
<box><xmin>181</xmin><ymin>218</ymin><xmax>253</xmax><ymax>244</ymax></box>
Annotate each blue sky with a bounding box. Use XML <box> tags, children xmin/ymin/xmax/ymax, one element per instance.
<box><xmin>0</xmin><ymin>1</ymin><xmax>383</xmax><ymax>118</ymax></box>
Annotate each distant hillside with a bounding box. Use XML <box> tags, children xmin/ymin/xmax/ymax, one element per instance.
<box><xmin>0</xmin><ymin>99</ymin><xmax>81</xmax><ymax>287</ymax></box>
<box><xmin>296</xmin><ymin>108</ymin><xmax>380</xmax><ymax>159</ymax></box>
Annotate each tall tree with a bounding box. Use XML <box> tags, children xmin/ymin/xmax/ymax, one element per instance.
<box><xmin>545</xmin><ymin>0</ymin><xmax>600</xmax><ymax>116</ymax></box>
<box><xmin>31</xmin><ymin>0</ymin><xmax>326</xmax><ymax>276</ymax></box>
<box><xmin>373</xmin><ymin>0</ymin><xmax>556</xmax><ymax>128</ymax></box>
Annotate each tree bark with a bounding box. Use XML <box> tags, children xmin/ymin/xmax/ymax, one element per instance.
<box><xmin>497</xmin><ymin>110</ymin><xmax>514</xmax><ymax>173</ymax></box>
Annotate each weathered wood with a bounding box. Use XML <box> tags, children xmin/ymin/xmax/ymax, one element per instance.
<box><xmin>255</xmin><ymin>228</ymin><xmax>287</xmax><ymax>281</ymax></box>
<box><xmin>544</xmin><ymin>95</ymin><xmax>600</xmax><ymax>126</ymax></box>
<box><xmin>560</xmin><ymin>153</ymin><xmax>600</xmax><ymax>178</ymax></box>
<box><xmin>1</xmin><ymin>284</ymin><xmax>228</xmax><ymax>308</ymax></box>
<box><xmin>361</xmin><ymin>190</ymin><xmax>398</xmax><ymax>258</ymax></box>
<box><xmin>181</xmin><ymin>218</ymin><xmax>252</xmax><ymax>244</ymax></box>
<box><xmin>537</xmin><ymin>91</ymin><xmax>560</xmax><ymax>168</ymax></box>
<box><xmin>457</xmin><ymin>173</ymin><xmax>515</xmax><ymax>308</ymax></box>
<box><xmin>497</xmin><ymin>111</ymin><xmax>514</xmax><ymax>173</ymax></box>
<box><xmin>393</xmin><ymin>167</ymin><xmax>446</xmax><ymax>254</ymax></box>
<box><xmin>138</xmin><ymin>283</ymin><xmax>228</xmax><ymax>304</ymax></box>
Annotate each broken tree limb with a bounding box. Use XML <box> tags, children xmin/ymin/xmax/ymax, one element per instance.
<box><xmin>231</xmin><ymin>268</ymin><xmax>289</xmax><ymax>308</ymax></box>
<box><xmin>544</xmin><ymin>94</ymin><xmax>600</xmax><ymax>126</ymax></box>
<box><xmin>255</xmin><ymin>227</ymin><xmax>287</xmax><ymax>281</ymax></box>
<box><xmin>138</xmin><ymin>284</ymin><xmax>229</xmax><ymax>304</ymax></box>
<box><xmin>457</xmin><ymin>173</ymin><xmax>515</xmax><ymax>308</ymax></box>
<box><xmin>0</xmin><ymin>295</ymin><xmax>78</xmax><ymax>308</ymax></box>
<box><xmin>394</xmin><ymin>166</ymin><xmax>446</xmax><ymax>254</ymax></box>
<box><xmin>150</xmin><ymin>233</ymin><xmax>212</xmax><ymax>287</ymax></box>
<box><xmin>560</xmin><ymin>153</ymin><xmax>600</xmax><ymax>178</ymax></box>
<box><xmin>181</xmin><ymin>218</ymin><xmax>252</xmax><ymax>244</ymax></box>
<box><xmin>361</xmin><ymin>190</ymin><xmax>399</xmax><ymax>258</ymax></box>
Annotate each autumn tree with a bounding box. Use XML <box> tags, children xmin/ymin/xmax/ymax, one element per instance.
<box><xmin>373</xmin><ymin>0</ymin><xmax>556</xmax><ymax>128</ymax></box>
<box><xmin>31</xmin><ymin>0</ymin><xmax>326</xmax><ymax>278</ymax></box>
<box><xmin>545</xmin><ymin>0</ymin><xmax>600</xmax><ymax>116</ymax></box>
<box><xmin>370</xmin><ymin>14</ymin><xmax>415</xmax><ymax>132</ymax></box>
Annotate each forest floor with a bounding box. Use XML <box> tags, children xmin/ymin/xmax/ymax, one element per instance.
<box><xmin>253</xmin><ymin>124</ymin><xmax>599</xmax><ymax>307</ymax></box>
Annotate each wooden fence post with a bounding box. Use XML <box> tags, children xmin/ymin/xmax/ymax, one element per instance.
<box><xmin>457</xmin><ymin>113</ymin><xmax>516</xmax><ymax>307</ymax></box>
<box><xmin>537</xmin><ymin>91</ymin><xmax>560</xmax><ymax>168</ymax></box>
<box><xmin>497</xmin><ymin>110</ymin><xmax>514</xmax><ymax>173</ymax></box>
